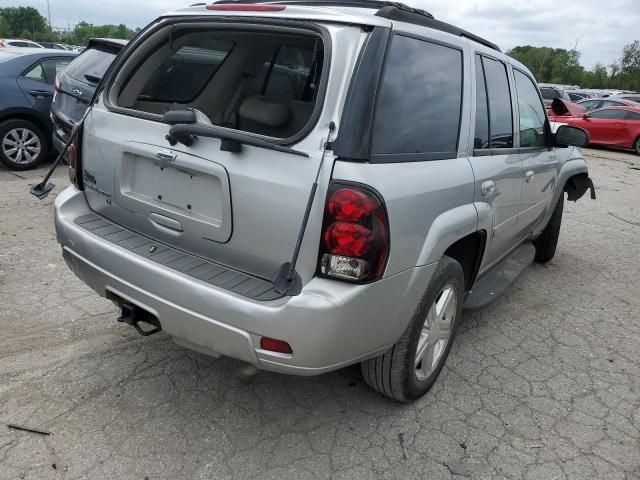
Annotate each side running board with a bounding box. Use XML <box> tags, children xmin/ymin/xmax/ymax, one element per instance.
<box><xmin>463</xmin><ymin>242</ymin><xmax>535</xmax><ymax>310</ymax></box>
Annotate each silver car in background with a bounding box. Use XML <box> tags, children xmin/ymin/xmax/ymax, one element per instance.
<box><xmin>53</xmin><ymin>0</ymin><xmax>593</xmax><ymax>401</ymax></box>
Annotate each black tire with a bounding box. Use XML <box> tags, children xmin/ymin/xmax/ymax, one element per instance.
<box><xmin>534</xmin><ymin>194</ymin><xmax>564</xmax><ymax>263</ymax></box>
<box><xmin>0</xmin><ymin>119</ymin><xmax>48</xmax><ymax>171</ymax></box>
<box><xmin>634</xmin><ymin>136</ymin><xmax>640</xmax><ymax>156</ymax></box>
<box><xmin>361</xmin><ymin>256</ymin><xmax>464</xmax><ymax>402</ymax></box>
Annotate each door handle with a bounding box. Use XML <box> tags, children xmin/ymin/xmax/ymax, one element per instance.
<box><xmin>29</xmin><ymin>90</ymin><xmax>53</xmax><ymax>98</ymax></box>
<box><xmin>525</xmin><ymin>170</ymin><xmax>535</xmax><ymax>183</ymax></box>
<box><xmin>481</xmin><ymin>180</ymin><xmax>495</xmax><ymax>198</ymax></box>
<box><xmin>156</xmin><ymin>150</ymin><xmax>177</xmax><ymax>165</ymax></box>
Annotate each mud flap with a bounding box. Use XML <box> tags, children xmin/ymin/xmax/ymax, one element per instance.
<box><xmin>565</xmin><ymin>173</ymin><xmax>596</xmax><ymax>202</ymax></box>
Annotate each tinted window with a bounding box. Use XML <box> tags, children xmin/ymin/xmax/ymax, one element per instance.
<box><xmin>22</xmin><ymin>58</ymin><xmax>70</xmax><ymax>84</ymax></box>
<box><xmin>139</xmin><ymin>41</ymin><xmax>234</xmax><ymax>103</ymax></box>
<box><xmin>514</xmin><ymin>70</ymin><xmax>546</xmax><ymax>148</ymax></box>
<box><xmin>601</xmin><ymin>100</ymin><xmax>625</xmax><ymax>108</ymax></box>
<box><xmin>483</xmin><ymin>57</ymin><xmax>513</xmax><ymax>148</ymax></box>
<box><xmin>65</xmin><ymin>45</ymin><xmax>120</xmax><ymax>84</ymax></box>
<box><xmin>539</xmin><ymin>87</ymin><xmax>556</xmax><ymax>100</ymax></box>
<box><xmin>371</xmin><ymin>35</ymin><xmax>462</xmax><ymax>156</ymax></box>
<box><xmin>24</xmin><ymin>63</ymin><xmax>46</xmax><ymax>82</ymax></box>
<box><xmin>627</xmin><ymin>111</ymin><xmax>640</xmax><ymax>120</ymax></box>
<box><xmin>580</xmin><ymin>100</ymin><xmax>600</xmax><ymax>111</ymax></box>
<box><xmin>589</xmin><ymin>109</ymin><xmax>628</xmax><ymax>119</ymax></box>
<box><xmin>474</xmin><ymin>55</ymin><xmax>489</xmax><ymax>149</ymax></box>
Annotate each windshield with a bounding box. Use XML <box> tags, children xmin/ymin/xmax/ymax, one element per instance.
<box><xmin>64</xmin><ymin>45</ymin><xmax>120</xmax><ymax>84</ymax></box>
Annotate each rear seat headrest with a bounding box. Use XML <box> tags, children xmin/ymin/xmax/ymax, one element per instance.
<box><xmin>239</xmin><ymin>96</ymin><xmax>290</xmax><ymax>128</ymax></box>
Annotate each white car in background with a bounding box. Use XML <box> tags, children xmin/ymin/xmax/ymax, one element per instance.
<box><xmin>0</xmin><ymin>39</ymin><xmax>44</xmax><ymax>49</ymax></box>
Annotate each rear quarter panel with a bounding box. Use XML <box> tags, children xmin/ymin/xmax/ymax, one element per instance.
<box><xmin>331</xmin><ymin>158</ymin><xmax>477</xmax><ymax>275</ymax></box>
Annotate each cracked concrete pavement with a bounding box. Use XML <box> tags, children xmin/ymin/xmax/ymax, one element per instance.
<box><xmin>0</xmin><ymin>147</ymin><xmax>639</xmax><ymax>479</ymax></box>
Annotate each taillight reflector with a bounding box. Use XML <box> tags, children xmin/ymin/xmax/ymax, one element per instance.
<box><xmin>260</xmin><ymin>337</ymin><xmax>292</xmax><ymax>354</ymax></box>
<box><xmin>206</xmin><ymin>4</ymin><xmax>286</xmax><ymax>11</ymax></box>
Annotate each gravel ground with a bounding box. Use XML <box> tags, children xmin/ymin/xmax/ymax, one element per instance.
<box><xmin>0</xmin><ymin>148</ymin><xmax>639</xmax><ymax>480</ymax></box>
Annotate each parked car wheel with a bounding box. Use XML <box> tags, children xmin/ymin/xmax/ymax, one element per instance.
<box><xmin>0</xmin><ymin>119</ymin><xmax>47</xmax><ymax>171</ymax></box>
<box><xmin>634</xmin><ymin>136</ymin><xmax>640</xmax><ymax>156</ymax></box>
<box><xmin>534</xmin><ymin>194</ymin><xmax>564</xmax><ymax>263</ymax></box>
<box><xmin>361</xmin><ymin>256</ymin><xmax>464</xmax><ymax>402</ymax></box>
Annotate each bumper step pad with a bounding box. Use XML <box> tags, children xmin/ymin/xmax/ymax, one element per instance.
<box><xmin>74</xmin><ymin>213</ymin><xmax>283</xmax><ymax>301</ymax></box>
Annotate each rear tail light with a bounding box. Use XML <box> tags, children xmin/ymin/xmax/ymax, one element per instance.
<box><xmin>54</xmin><ymin>74</ymin><xmax>61</xmax><ymax>92</ymax></box>
<box><xmin>319</xmin><ymin>182</ymin><xmax>389</xmax><ymax>282</ymax></box>
<box><xmin>67</xmin><ymin>122</ymin><xmax>83</xmax><ymax>188</ymax></box>
<box><xmin>260</xmin><ymin>337</ymin><xmax>293</xmax><ymax>354</ymax></box>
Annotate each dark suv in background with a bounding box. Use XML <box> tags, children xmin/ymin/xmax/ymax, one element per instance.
<box><xmin>51</xmin><ymin>38</ymin><xmax>127</xmax><ymax>154</ymax></box>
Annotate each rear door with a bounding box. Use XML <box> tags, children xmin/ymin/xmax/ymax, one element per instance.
<box><xmin>622</xmin><ymin>110</ymin><xmax>640</xmax><ymax>148</ymax></box>
<box><xmin>469</xmin><ymin>54</ymin><xmax>523</xmax><ymax>268</ymax></box>
<box><xmin>512</xmin><ymin>68</ymin><xmax>558</xmax><ymax>232</ymax></box>
<box><xmin>584</xmin><ymin>108</ymin><xmax>627</xmax><ymax>144</ymax></box>
<box><xmin>17</xmin><ymin>56</ymin><xmax>72</xmax><ymax>114</ymax></box>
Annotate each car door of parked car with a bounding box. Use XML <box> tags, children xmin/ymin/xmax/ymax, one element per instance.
<box><xmin>513</xmin><ymin>68</ymin><xmax>558</xmax><ymax>232</ymax></box>
<box><xmin>581</xmin><ymin>108</ymin><xmax>628</xmax><ymax>145</ymax></box>
<box><xmin>621</xmin><ymin>110</ymin><xmax>640</xmax><ymax>148</ymax></box>
<box><xmin>469</xmin><ymin>54</ymin><xmax>523</xmax><ymax>269</ymax></box>
<box><xmin>17</xmin><ymin>57</ymin><xmax>72</xmax><ymax>116</ymax></box>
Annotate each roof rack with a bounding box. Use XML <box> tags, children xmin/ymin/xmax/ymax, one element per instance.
<box><xmin>210</xmin><ymin>0</ymin><xmax>500</xmax><ymax>52</ymax></box>
<box><xmin>375</xmin><ymin>6</ymin><xmax>501</xmax><ymax>52</ymax></box>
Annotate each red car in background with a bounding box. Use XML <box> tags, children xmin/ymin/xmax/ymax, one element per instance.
<box><xmin>553</xmin><ymin>105</ymin><xmax>640</xmax><ymax>155</ymax></box>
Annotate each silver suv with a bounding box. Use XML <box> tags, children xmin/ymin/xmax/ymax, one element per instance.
<box><xmin>53</xmin><ymin>0</ymin><xmax>594</xmax><ymax>401</ymax></box>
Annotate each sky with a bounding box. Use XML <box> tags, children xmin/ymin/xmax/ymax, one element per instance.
<box><xmin>2</xmin><ymin>0</ymin><xmax>639</xmax><ymax>69</ymax></box>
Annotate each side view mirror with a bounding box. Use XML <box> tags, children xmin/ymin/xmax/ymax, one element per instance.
<box><xmin>582</xmin><ymin>113</ymin><xmax>590</xmax><ymax>119</ymax></box>
<box><xmin>555</xmin><ymin>125</ymin><xmax>589</xmax><ymax>148</ymax></box>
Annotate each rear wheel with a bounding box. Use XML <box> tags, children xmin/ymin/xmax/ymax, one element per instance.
<box><xmin>361</xmin><ymin>256</ymin><xmax>464</xmax><ymax>402</ymax></box>
<box><xmin>534</xmin><ymin>194</ymin><xmax>564</xmax><ymax>263</ymax></box>
<box><xmin>634</xmin><ymin>136</ymin><xmax>640</xmax><ymax>156</ymax></box>
<box><xmin>0</xmin><ymin>119</ymin><xmax>47</xmax><ymax>171</ymax></box>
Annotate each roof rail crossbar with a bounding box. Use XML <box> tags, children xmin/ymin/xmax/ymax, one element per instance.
<box><xmin>213</xmin><ymin>0</ymin><xmax>433</xmax><ymax>18</ymax></box>
<box><xmin>375</xmin><ymin>6</ymin><xmax>501</xmax><ymax>52</ymax></box>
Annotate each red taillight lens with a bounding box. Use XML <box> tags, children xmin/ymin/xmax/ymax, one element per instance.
<box><xmin>67</xmin><ymin>123</ymin><xmax>82</xmax><ymax>187</ymax></box>
<box><xmin>206</xmin><ymin>4</ymin><xmax>286</xmax><ymax>11</ymax></box>
<box><xmin>324</xmin><ymin>222</ymin><xmax>374</xmax><ymax>257</ymax></box>
<box><xmin>319</xmin><ymin>183</ymin><xmax>389</xmax><ymax>282</ymax></box>
<box><xmin>54</xmin><ymin>74</ymin><xmax>61</xmax><ymax>92</ymax></box>
<box><xmin>327</xmin><ymin>188</ymin><xmax>378</xmax><ymax>222</ymax></box>
<box><xmin>260</xmin><ymin>337</ymin><xmax>293</xmax><ymax>354</ymax></box>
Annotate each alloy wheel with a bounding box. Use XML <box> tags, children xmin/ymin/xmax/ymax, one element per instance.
<box><xmin>2</xmin><ymin>128</ymin><xmax>42</xmax><ymax>165</ymax></box>
<box><xmin>415</xmin><ymin>282</ymin><xmax>458</xmax><ymax>381</ymax></box>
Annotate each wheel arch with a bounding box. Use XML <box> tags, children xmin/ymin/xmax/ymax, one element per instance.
<box><xmin>416</xmin><ymin>203</ymin><xmax>485</xmax><ymax>291</ymax></box>
<box><xmin>443</xmin><ymin>230</ymin><xmax>486</xmax><ymax>291</ymax></box>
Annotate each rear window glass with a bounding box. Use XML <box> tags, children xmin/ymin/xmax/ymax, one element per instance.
<box><xmin>116</xmin><ymin>30</ymin><xmax>325</xmax><ymax>140</ymax></box>
<box><xmin>65</xmin><ymin>46</ymin><xmax>119</xmax><ymax>84</ymax></box>
<box><xmin>540</xmin><ymin>88</ymin><xmax>559</xmax><ymax>100</ymax></box>
<box><xmin>139</xmin><ymin>41</ymin><xmax>235</xmax><ymax>103</ymax></box>
<box><xmin>371</xmin><ymin>35</ymin><xmax>463</xmax><ymax>157</ymax></box>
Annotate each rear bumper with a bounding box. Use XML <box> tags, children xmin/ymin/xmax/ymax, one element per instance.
<box><xmin>54</xmin><ymin>186</ymin><xmax>436</xmax><ymax>375</ymax></box>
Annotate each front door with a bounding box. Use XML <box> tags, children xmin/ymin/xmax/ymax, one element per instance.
<box><xmin>513</xmin><ymin>68</ymin><xmax>559</xmax><ymax>231</ymax></box>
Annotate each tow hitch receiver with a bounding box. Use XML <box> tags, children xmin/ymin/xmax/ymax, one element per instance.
<box><xmin>117</xmin><ymin>304</ymin><xmax>162</xmax><ymax>337</ymax></box>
